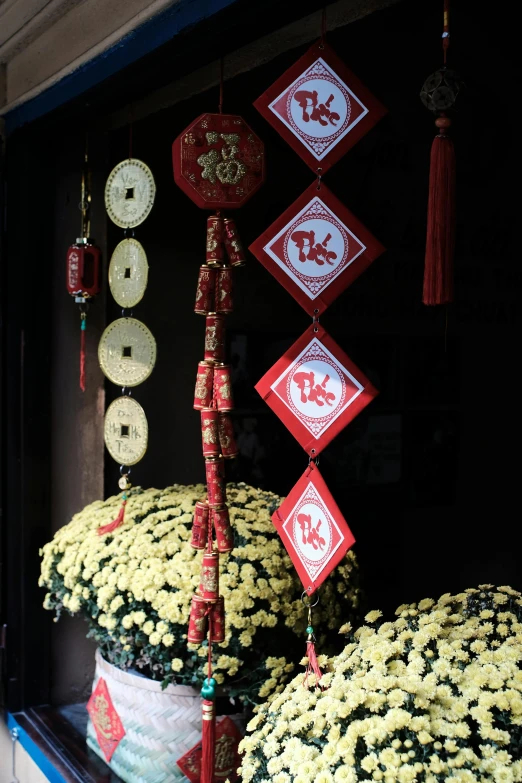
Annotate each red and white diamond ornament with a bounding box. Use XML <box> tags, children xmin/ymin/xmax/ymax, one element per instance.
<box><xmin>255</xmin><ymin>323</ymin><xmax>377</xmax><ymax>456</ymax></box>
<box><xmin>249</xmin><ymin>180</ymin><xmax>384</xmax><ymax>315</ymax></box>
<box><xmin>272</xmin><ymin>461</ymin><xmax>355</xmax><ymax>594</ymax></box>
<box><xmin>254</xmin><ymin>41</ymin><xmax>386</xmax><ymax>174</ymax></box>
<box><xmin>86</xmin><ymin>677</ymin><xmax>125</xmax><ymax>762</ymax></box>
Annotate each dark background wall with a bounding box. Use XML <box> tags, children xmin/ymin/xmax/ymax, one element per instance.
<box><xmin>104</xmin><ymin>0</ymin><xmax>521</xmax><ymax>618</ymax></box>
<box><xmin>2</xmin><ymin>0</ymin><xmax>520</xmax><ymax>709</ymax></box>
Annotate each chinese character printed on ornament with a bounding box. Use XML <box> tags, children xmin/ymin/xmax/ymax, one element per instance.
<box><xmin>255</xmin><ymin>324</ymin><xmax>378</xmax><ymax>455</ymax></box>
<box><xmin>254</xmin><ymin>42</ymin><xmax>386</xmax><ymax>173</ymax></box>
<box><xmin>173</xmin><ymin>113</ymin><xmax>265</xmax><ymax>208</ymax></box>
<box><xmin>267</xmin><ymin>58</ymin><xmax>367</xmax><ymax>161</ymax></box>
<box><xmin>249</xmin><ymin>182</ymin><xmax>384</xmax><ymax>315</ymax></box>
<box><xmin>87</xmin><ymin>677</ymin><xmax>126</xmax><ymax>762</ymax></box>
<box><xmin>272</xmin><ymin>463</ymin><xmax>355</xmax><ymax>592</ymax></box>
<box><xmin>273</xmin><ymin>338</ymin><xmax>362</xmax><ymax>439</ymax></box>
<box><xmin>264</xmin><ymin>195</ymin><xmax>365</xmax><ymax>299</ymax></box>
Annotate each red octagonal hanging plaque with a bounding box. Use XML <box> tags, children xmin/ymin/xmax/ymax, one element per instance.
<box><xmin>254</xmin><ymin>41</ymin><xmax>386</xmax><ymax>174</ymax></box>
<box><xmin>249</xmin><ymin>180</ymin><xmax>385</xmax><ymax>315</ymax></box>
<box><xmin>255</xmin><ymin>323</ymin><xmax>377</xmax><ymax>456</ymax></box>
<box><xmin>272</xmin><ymin>461</ymin><xmax>355</xmax><ymax>594</ymax></box>
<box><xmin>173</xmin><ymin>113</ymin><xmax>265</xmax><ymax>209</ymax></box>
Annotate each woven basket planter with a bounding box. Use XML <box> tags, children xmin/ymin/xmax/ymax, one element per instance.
<box><xmin>87</xmin><ymin>649</ymin><xmax>221</xmax><ymax>783</ymax></box>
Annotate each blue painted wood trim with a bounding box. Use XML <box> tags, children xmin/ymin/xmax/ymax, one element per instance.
<box><xmin>4</xmin><ymin>0</ymin><xmax>240</xmax><ymax>135</ymax></box>
<box><xmin>7</xmin><ymin>712</ymin><xmax>68</xmax><ymax>783</ymax></box>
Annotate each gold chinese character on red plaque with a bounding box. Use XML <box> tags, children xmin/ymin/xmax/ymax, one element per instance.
<box><xmin>172</xmin><ymin>114</ymin><xmax>265</xmax><ymax>209</ymax></box>
<box><xmin>86</xmin><ymin>677</ymin><xmax>125</xmax><ymax>762</ymax></box>
<box><xmin>176</xmin><ymin>716</ymin><xmax>243</xmax><ymax>783</ymax></box>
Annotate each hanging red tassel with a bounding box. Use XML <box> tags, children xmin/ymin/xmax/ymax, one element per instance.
<box><xmin>79</xmin><ymin>313</ymin><xmax>87</xmax><ymax>392</ymax></box>
<box><xmin>200</xmin><ymin>699</ymin><xmax>216</xmax><ymax>783</ymax></box>
<box><xmin>304</xmin><ymin>638</ymin><xmax>324</xmax><ymax>689</ymax></box>
<box><xmin>422</xmin><ymin>119</ymin><xmax>455</xmax><ymax>305</ymax></box>
<box><xmin>98</xmin><ymin>498</ymin><xmax>126</xmax><ymax>536</ymax></box>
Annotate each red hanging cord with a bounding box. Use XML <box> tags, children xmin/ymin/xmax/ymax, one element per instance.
<box><xmin>79</xmin><ymin>312</ymin><xmax>87</xmax><ymax>392</ymax></box>
<box><xmin>321</xmin><ymin>6</ymin><xmax>327</xmax><ymax>45</ymax></box>
<box><xmin>201</xmin><ymin>611</ymin><xmax>216</xmax><ymax>783</ymax></box>
<box><xmin>442</xmin><ymin>0</ymin><xmax>450</xmax><ymax>64</ymax></box>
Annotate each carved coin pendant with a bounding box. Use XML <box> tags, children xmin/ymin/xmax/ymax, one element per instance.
<box><xmin>98</xmin><ymin>317</ymin><xmax>157</xmax><ymax>387</ymax></box>
<box><xmin>109</xmin><ymin>238</ymin><xmax>149</xmax><ymax>308</ymax></box>
<box><xmin>104</xmin><ymin>158</ymin><xmax>156</xmax><ymax>228</ymax></box>
<box><xmin>104</xmin><ymin>396</ymin><xmax>148</xmax><ymax>466</ymax></box>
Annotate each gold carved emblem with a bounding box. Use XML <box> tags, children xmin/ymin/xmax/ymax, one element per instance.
<box><xmin>195</xmin><ymin>369</ymin><xmax>211</xmax><ymax>399</ymax></box>
<box><xmin>219</xmin><ymin>382</ymin><xmax>231</xmax><ymax>400</ymax></box>
<box><xmin>104</xmin><ymin>159</ymin><xmax>156</xmax><ymax>229</ymax></box>
<box><xmin>104</xmin><ymin>396</ymin><xmax>148</xmax><ymax>466</ymax></box>
<box><xmin>205</xmin><ymin>326</ymin><xmax>222</xmax><ymax>352</ymax></box>
<box><xmin>108</xmin><ymin>238</ymin><xmax>149</xmax><ymax>308</ymax></box>
<box><xmin>201</xmin><ymin>566</ymin><xmax>218</xmax><ymax>594</ymax></box>
<box><xmin>98</xmin><ymin>317</ymin><xmax>157</xmax><ymax>387</ymax></box>
<box><xmin>215</xmin><ymin>735</ymin><xmax>236</xmax><ymax>776</ymax></box>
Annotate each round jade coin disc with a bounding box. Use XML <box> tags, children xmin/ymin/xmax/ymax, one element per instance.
<box><xmin>109</xmin><ymin>238</ymin><xmax>149</xmax><ymax>308</ymax></box>
<box><xmin>98</xmin><ymin>317</ymin><xmax>156</xmax><ymax>387</ymax></box>
<box><xmin>104</xmin><ymin>396</ymin><xmax>148</xmax><ymax>466</ymax></box>
<box><xmin>104</xmin><ymin>158</ymin><xmax>156</xmax><ymax>228</ymax></box>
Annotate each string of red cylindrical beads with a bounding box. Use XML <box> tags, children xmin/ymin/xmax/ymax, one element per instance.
<box><xmin>190</xmin><ymin>213</ymin><xmax>246</xmax><ymax>653</ymax></box>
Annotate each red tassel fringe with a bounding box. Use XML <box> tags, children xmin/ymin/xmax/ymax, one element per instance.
<box><xmin>423</xmin><ymin>132</ymin><xmax>456</xmax><ymax>305</ymax></box>
<box><xmin>79</xmin><ymin>324</ymin><xmax>86</xmax><ymax>392</ymax></box>
<box><xmin>304</xmin><ymin>639</ymin><xmax>324</xmax><ymax>689</ymax></box>
<box><xmin>97</xmin><ymin>500</ymin><xmax>126</xmax><ymax>536</ymax></box>
<box><xmin>201</xmin><ymin>699</ymin><xmax>216</xmax><ymax>783</ymax></box>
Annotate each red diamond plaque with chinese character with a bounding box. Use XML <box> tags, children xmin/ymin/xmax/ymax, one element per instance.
<box><xmin>255</xmin><ymin>323</ymin><xmax>377</xmax><ymax>456</ymax></box>
<box><xmin>177</xmin><ymin>716</ymin><xmax>242</xmax><ymax>783</ymax></box>
<box><xmin>272</xmin><ymin>462</ymin><xmax>355</xmax><ymax>594</ymax></box>
<box><xmin>86</xmin><ymin>677</ymin><xmax>125</xmax><ymax>762</ymax></box>
<box><xmin>254</xmin><ymin>41</ymin><xmax>386</xmax><ymax>174</ymax></box>
<box><xmin>249</xmin><ymin>180</ymin><xmax>384</xmax><ymax>315</ymax></box>
<box><xmin>172</xmin><ymin>113</ymin><xmax>265</xmax><ymax>209</ymax></box>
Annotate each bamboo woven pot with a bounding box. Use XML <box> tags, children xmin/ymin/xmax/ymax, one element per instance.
<box><xmin>87</xmin><ymin>649</ymin><xmax>203</xmax><ymax>783</ymax></box>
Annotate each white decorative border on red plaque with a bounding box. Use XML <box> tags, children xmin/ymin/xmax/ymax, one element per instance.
<box><xmin>249</xmin><ymin>182</ymin><xmax>385</xmax><ymax>316</ymax></box>
<box><xmin>254</xmin><ymin>41</ymin><xmax>387</xmax><ymax>174</ymax></box>
<box><xmin>282</xmin><ymin>481</ymin><xmax>343</xmax><ymax>580</ymax></box>
<box><xmin>272</xmin><ymin>462</ymin><xmax>356</xmax><ymax>593</ymax></box>
<box><xmin>268</xmin><ymin>57</ymin><xmax>368</xmax><ymax>161</ymax></box>
<box><xmin>256</xmin><ymin>324</ymin><xmax>378</xmax><ymax>456</ymax></box>
<box><xmin>271</xmin><ymin>336</ymin><xmax>364</xmax><ymax>438</ymax></box>
<box><xmin>263</xmin><ymin>195</ymin><xmax>366</xmax><ymax>301</ymax></box>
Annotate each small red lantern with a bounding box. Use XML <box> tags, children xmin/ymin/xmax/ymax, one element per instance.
<box><xmin>66</xmin><ymin>238</ymin><xmax>101</xmax><ymax>298</ymax></box>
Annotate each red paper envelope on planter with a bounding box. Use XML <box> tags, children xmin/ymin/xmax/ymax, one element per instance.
<box><xmin>254</xmin><ymin>41</ymin><xmax>386</xmax><ymax>174</ymax></box>
<box><xmin>249</xmin><ymin>181</ymin><xmax>385</xmax><ymax>315</ymax></box>
<box><xmin>177</xmin><ymin>716</ymin><xmax>242</xmax><ymax>783</ymax></box>
<box><xmin>273</xmin><ymin>462</ymin><xmax>355</xmax><ymax>594</ymax></box>
<box><xmin>255</xmin><ymin>324</ymin><xmax>377</xmax><ymax>456</ymax></box>
<box><xmin>86</xmin><ymin>677</ymin><xmax>125</xmax><ymax>762</ymax></box>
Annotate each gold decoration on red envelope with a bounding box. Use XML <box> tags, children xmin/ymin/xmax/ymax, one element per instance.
<box><xmin>86</xmin><ymin>677</ymin><xmax>125</xmax><ymax>762</ymax></box>
<box><xmin>176</xmin><ymin>716</ymin><xmax>242</xmax><ymax>783</ymax></box>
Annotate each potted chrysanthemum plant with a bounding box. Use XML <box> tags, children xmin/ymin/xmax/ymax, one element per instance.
<box><xmin>240</xmin><ymin>584</ymin><xmax>522</xmax><ymax>783</ymax></box>
<box><xmin>39</xmin><ymin>482</ymin><xmax>360</xmax><ymax>783</ymax></box>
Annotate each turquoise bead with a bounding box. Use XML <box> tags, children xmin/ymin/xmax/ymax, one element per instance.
<box><xmin>204</xmin><ymin>677</ymin><xmax>217</xmax><ymax>688</ymax></box>
<box><xmin>306</xmin><ymin>625</ymin><xmax>314</xmax><ymax>635</ymax></box>
<box><xmin>201</xmin><ymin>684</ymin><xmax>215</xmax><ymax>699</ymax></box>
